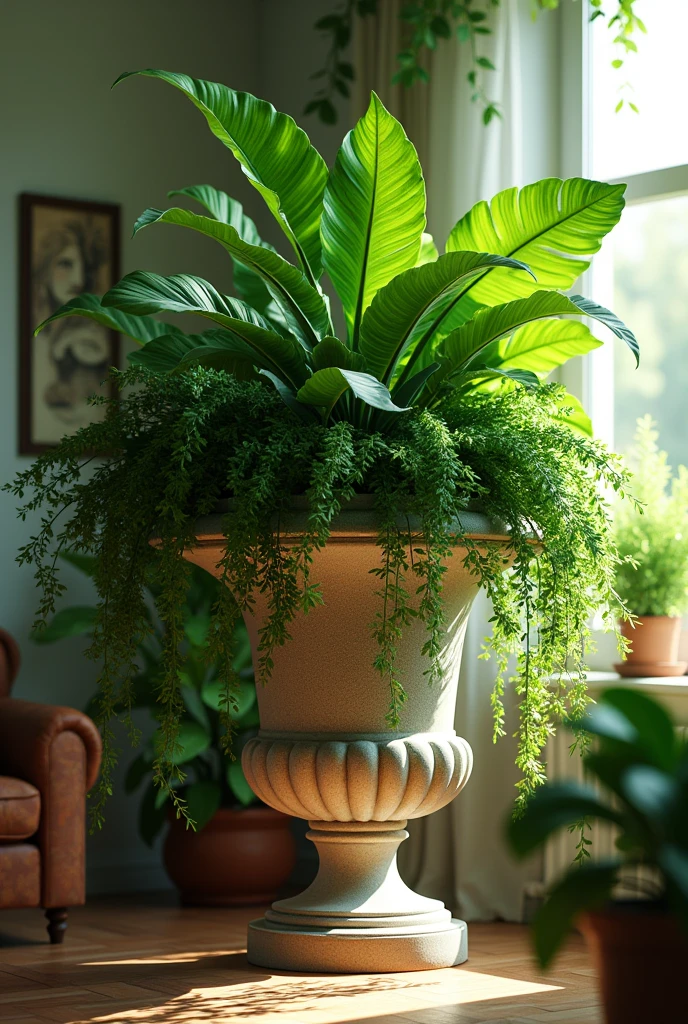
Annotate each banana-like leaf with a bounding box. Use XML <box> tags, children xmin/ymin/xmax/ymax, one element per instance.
<box><xmin>128</xmin><ymin>328</ymin><xmax>248</xmax><ymax>374</ymax></box>
<box><xmin>477</xmin><ymin>319</ymin><xmax>602</xmax><ymax>375</ymax></box>
<box><xmin>312</xmin><ymin>336</ymin><xmax>366</xmax><ymax>371</ymax></box>
<box><xmin>532</xmin><ymin>861</ymin><xmax>619</xmax><ymax>968</ymax></box>
<box><xmin>443</xmin><ymin>177</ymin><xmax>626</xmax><ymax>326</ymax></box>
<box><xmin>177</xmin><ymin>348</ymin><xmax>261</xmax><ymax>381</ymax></box>
<box><xmin>416</xmin><ymin>233</ymin><xmax>438</xmax><ymax>267</ymax></box>
<box><xmin>462</xmin><ymin>365</ymin><xmax>541</xmax><ymax>390</ymax></box>
<box><xmin>441</xmin><ymin>291</ymin><xmax>638</xmax><ymax>378</ymax></box>
<box><xmin>321</xmin><ymin>92</ymin><xmax>425</xmax><ymax>344</ymax></box>
<box><xmin>34</xmin><ymin>292</ymin><xmax>182</xmax><ymax>345</ymax></box>
<box><xmin>115</xmin><ymin>70</ymin><xmax>328</xmax><ymax>281</ymax></box>
<box><xmin>168</xmin><ymin>184</ymin><xmax>274</xmax><ymax>313</ymax></box>
<box><xmin>133</xmin><ymin>207</ymin><xmax>331</xmax><ymax>347</ymax></box>
<box><xmin>361</xmin><ymin>250</ymin><xmax>534</xmax><ymax>384</ymax></box>
<box><xmin>569</xmin><ymin>294</ymin><xmax>639</xmax><ymax>366</ymax></box>
<box><xmin>553</xmin><ymin>392</ymin><xmax>593</xmax><ymax>437</ymax></box>
<box><xmin>390</xmin><ymin>363</ymin><xmax>441</xmax><ymax>406</ymax></box>
<box><xmin>296</xmin><ymin>367</ymin><xmax>410</xmax><ymax>422</ymax></box>
<box><xmin>259</xmin><ymin>369</ymin><xmax>320</xmax><ymax>423</ymax></box>
<box><xmin>102</xmin><ymin>272</ymin><xmax>308</xmax><ymax>388</ymax></box>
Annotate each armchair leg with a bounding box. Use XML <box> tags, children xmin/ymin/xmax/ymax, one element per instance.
<box><xmin>45</xmin><ymin>907</ymin><xmax>68</xmax><ymax>944</ymax></box>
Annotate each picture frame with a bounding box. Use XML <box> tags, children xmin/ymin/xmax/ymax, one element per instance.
<box><xmin>18</xmin><ymin>193</ymin><xmax>121</xmax><ymax>455</ymax></box>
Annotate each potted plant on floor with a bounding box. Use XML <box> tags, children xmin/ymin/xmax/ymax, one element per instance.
<box><xmin>613</xmin><ymin>416</ymin><xmax>688</xmax><ymax>677</ymax></box>
<box><xmin>507</xmin><ymin>687</ymin><xmax>688</xmax><ymax>1024</ymax></box>
<box><xmin>8</xmin><ymin>70</ymin><xmax>639</xmax><ymax>972</ymax></box>
<box><xmin>33</xmin><ymin>554</ymin><xmax>296</xmax><ymax>906</ymax></box>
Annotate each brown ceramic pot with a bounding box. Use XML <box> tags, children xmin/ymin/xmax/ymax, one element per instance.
<box><xmin>614</xmin><ymin>615</ymin><xmax>687</xmax><ymax>677</ymax></box>
<box><xmin>579</xmin><ymin>904</ymin><xmax>688</xmax><ymax>1024</ymax></box>
<box><xmin>163</xmin><ymin>806</ymin><xmax>296</xmax><ymax>906</ymax></box>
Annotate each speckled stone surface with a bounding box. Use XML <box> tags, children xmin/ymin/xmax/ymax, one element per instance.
<box><xmin>184</xmin><ymin>502</ymin><xmax>507</xmax><ymax>973</ymax></box>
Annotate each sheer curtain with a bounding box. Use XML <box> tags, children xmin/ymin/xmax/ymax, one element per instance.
<box><xmin>353</xmin><ymin>0</ymin><xmax>542</xmax><ymax>921</ymax></box>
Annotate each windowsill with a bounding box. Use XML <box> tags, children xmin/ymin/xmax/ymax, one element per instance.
<box><xmin>585</xmin><ymin>670</ymin><xmax>688</xmax><ymax>694</ymax></box>
<box><xmin>584</xmin><ymin>671</ymin><xmax>688</xmax><ymax>726</ymax></box>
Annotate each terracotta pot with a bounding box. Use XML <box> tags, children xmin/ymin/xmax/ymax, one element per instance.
<box><xmin>163</xmin><ymin>806</ymin><xmax>296</xmax><ymax>906</ymax></box>
<box><xmin>183</xmin><ymin>497</ymin><xmax>510</xmax><ymax>972</ymax></box>
<box><xmin>615</xmin><ymin>615</ymin><xmax>687</xmax><ymax>677</ymax></box>
<box><xmin>579</xmin><ymin>904</ymin><xmax>688</xmax><ymax>1024</ymax></box>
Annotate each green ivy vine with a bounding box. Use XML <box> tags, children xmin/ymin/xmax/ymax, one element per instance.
<box><xmin>306</xmin><ymin>0</ymin><xmax>646</xmax><ymax>125</ymax></box>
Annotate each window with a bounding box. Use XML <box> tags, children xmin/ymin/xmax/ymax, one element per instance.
<box><xmin>585</xmin><ymin>0</ymin><xmax>688</xmax><ymax>465</ymax></box>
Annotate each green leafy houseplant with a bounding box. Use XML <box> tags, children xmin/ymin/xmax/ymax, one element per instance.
<box><xmin>614</xmin><ymin>416</ymin><xmax>688</xmax><ymax>618</ymax></box>
<box><xmin>32</xmin><ymin>553</ymin><xmax>259</xmax><ymax>843</ymax></box>
<box><xmin>506</xmin><ymin>688</ymin><xmax>688</xmax><ymax>1020</ymax></box>
<box><xmin>7</xmin><ymin>69</ymin><xmax>639</xmax><ymax>828</ymax></box>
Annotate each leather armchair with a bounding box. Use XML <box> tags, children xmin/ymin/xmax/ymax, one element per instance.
<box><xmin>0</xmin><ymin>628</ymin><xmax>101</xmax><ymax>942</ymax></box>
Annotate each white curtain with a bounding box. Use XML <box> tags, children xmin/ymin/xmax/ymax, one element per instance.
<box><xmin>354</xmin><ymin>0</ymin><xmax>542</xmax><ymax>921</ymax></box>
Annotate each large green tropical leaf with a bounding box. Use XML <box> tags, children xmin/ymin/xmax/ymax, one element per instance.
<box><xmin>133</xmin><ymin>207</ymin><xmax>331</xmax><ymax>347</ymax></box>
<box><xmin>442</xmin><ymin>177</ymin><xmax>626</xmax><ymax>326</ymax></box>
<box><xmin>477</xmin><ymin>319</ymin><xmax>602</xmax><ymax>376</ymax></box>
<box><xmin>115</xmin><ymin>70</ymin><xmax>328</xmax><ymax>281</ymax></box>
<box><xmin>185</xmin><ymin>780</ymin><xmax>222</xmax><ymax>830</ymax></box>
<box><xmin>554</xmin><ymin>392</ymin><xmax>593</xmax><ymax>437</ymax></box>
<box><xmin>441</xmin><ymin>291</ymin><xmax>638</xmax><ymax>378</ymax></box>
<box><xmin>296</xmin><ymin>367</ymin><xmax>409</xmax><ymax>422</ymax></box>
<box><xmin>312</xmin><ymin>336</ymin><xmax>366</xmax><ymax>371</ymax></box>
<box><xmin>168</xmin><ymin>184</ymin><xmax>274</xmax><ymax>313</ymax></box>
<box><xmin>321</xmin><ymin>92</ymin><xmax>425</xmax><ymax>345</ymax></box>
<box><xmin>360</xmin><ymin>250</ymin><xmax>533</xmax><ymax>384</ymax></box>
<box><xmin>532</xmin><ymin>862</ymin><xmax>619</xmax><ymax>968</ymax></box>
<box><xmin>128</xmin><ymin>328</ymin><xmax>256</xmax><ymax>375</ymax></box>
<box><xmin>34</xmin><ymin>293</ymin><xmax>183</xmax><ymax>345</ymax></box>
<box><xmin>32</xmin><ymin>606</ymin><xmax>97</xmax><ymax>644</ymax></box>
<box><xmin>507</xmin><ymin>781</ymin><xmax>624</xmax><ymax>857</ymax></box>
<box><xmin>102</xmin><ymin>272</ymin><xmax>308</xmax><ymax>388</ymax></box>
<box><xmin>416</xmin><ymin>233</ymin><xmax>438</xmax><ymax>267</ymax></box>
<box><xmin>176</xmin><ymin>348</ymin><xmax>262</xmax><ymax>380</ymax></box>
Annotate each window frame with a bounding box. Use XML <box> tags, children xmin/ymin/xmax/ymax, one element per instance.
<box><xmin>560</xmin><ymin>1</ymin><xmax>688</xmax><ymax>447</ymax></box>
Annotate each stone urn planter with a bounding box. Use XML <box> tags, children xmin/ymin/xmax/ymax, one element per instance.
<box><xmin>184</xmin><ymin>497</ymin><xmax>508</xmax><ymax>973</ymax></box>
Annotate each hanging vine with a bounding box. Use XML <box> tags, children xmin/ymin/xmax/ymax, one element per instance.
<box><xmin>306</xmin><ymin>0</ymin><xmax>646</xmax><ymax>124</ymax></box>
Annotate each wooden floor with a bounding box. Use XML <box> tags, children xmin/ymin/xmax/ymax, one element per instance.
<box><xmin>0</xmin><ymin>895</ymin><xmax>601</xmax><ymax>1024</ymax></box>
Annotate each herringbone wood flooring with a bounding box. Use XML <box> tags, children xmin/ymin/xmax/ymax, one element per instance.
<box><xmin>0</xmin><ymin>895</ymin><xmax>601</xmax><ymax>1024</ymax></box>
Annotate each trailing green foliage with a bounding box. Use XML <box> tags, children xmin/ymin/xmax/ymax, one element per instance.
<box><xmin>8</xmin><ymin>72</ymin><xmax>639</xmax><ymax>826</ymax></box>
<box><xmin>507</xmin><ymin>688</ymin><xmax>688</xmax><ymax>967</ymax></box>
<box><xmin>33</xmin><ymin>555</ymin><xmax>260</xmax><ymax>839</ymax></box>
<box><xmin>8</xmin><ymin>369</ymin><xmax>629</xmax><ymax>823</ymax></box>
<box><xmin>614</xmin><ymin>417</ymin><xmax>688</xmax><ymax>617</ymax></box>
<box><xmin>307</xmin><ymin>1</ymin><xmax>646</xmax><ymax>125</ymax></box>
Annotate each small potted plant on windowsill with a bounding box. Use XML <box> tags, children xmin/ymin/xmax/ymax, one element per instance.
<box><xmin>9</xmin><ymin>69</ymin><xmax>640</xmax><ymax>972</ymax></box>
<box><xmin>613</xmin><ymin>416</ymin><xmax>688</xmax><ymax>677</ymax></box>
<box><xmin>34</xmin><ymin>554</ymin><xmax>296</xmax><ymax>906</ymax></box>
<box><xmin>507</xmin><ymin>687</ymin><xmax>688</xmax><ymax>1024</ymax></box>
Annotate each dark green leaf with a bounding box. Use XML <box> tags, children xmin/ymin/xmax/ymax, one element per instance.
<box><xmin>133</xmin><ymin>207</ymin><xmax>332</xmax><ymax>346</ymax></box>
<box><xmin>533</xmin><ymin>862</ymin><xmax>618</xmax><ymax>967</ymax></box>
<box><xmin>507</xmin><ymin>781</ymin><xmax>623</xmax><ymax>858</ymax></box>
<box><xmin>185</xmin><ymin>780</ymin><xmax>222</xmax><ymax>831</ymax></box>
<box><xmin>114</xmin><ymin>70</ymin><xmax>328</xmax><ymax>280</ymax></box>
<box><xmin>153</xmin><ymin>721</ymin><xmax>211</xmax><ymax>765</ymax></box>
<box><xmin>228</xmin><ymin>761</ymin><xmax>257</xmax><ymax>807</ymax></box>
<box><xmin>125</xmin><ymin>753</ymin><xmax>151</xmax><ymax>794</ymax></box>
<box><xmin>32</xmin><ymin>606</ymin><xmax>97</xmax><ymax>644</ymax></box>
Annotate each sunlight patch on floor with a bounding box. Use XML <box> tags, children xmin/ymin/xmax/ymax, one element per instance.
<box><xmin>83</xmin><ymin>961</ymin><xmax>563</xmax><ymax>1024</ymax></box>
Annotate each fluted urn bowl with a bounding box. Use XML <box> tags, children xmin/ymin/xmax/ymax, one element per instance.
<box><xmin>183</xmin><ymin>496</ymin><xmax>509</xmax><ymax>973</ymax></box>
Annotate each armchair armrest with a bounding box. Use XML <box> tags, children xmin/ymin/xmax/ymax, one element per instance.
<box><xmin>0</xmin><ymin>699</ymin><xmax>102</xmax><ymax>908</ymax></box>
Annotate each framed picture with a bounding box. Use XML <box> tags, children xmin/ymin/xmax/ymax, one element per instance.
<box><xmin>18</xmin><ymin>193</ymin><xmax>121</xmax><ymax>454</ymax></box>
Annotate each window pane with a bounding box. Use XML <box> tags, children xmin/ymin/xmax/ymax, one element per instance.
<box><xmin>591</xmin><ymin>0</ymin><xmax>688</xmax><ymax>180</ymax></box>
<box><xmin>613</xmin><ymin>194</ymin><xmax>688</xmax><ymax>468</ymax></box>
